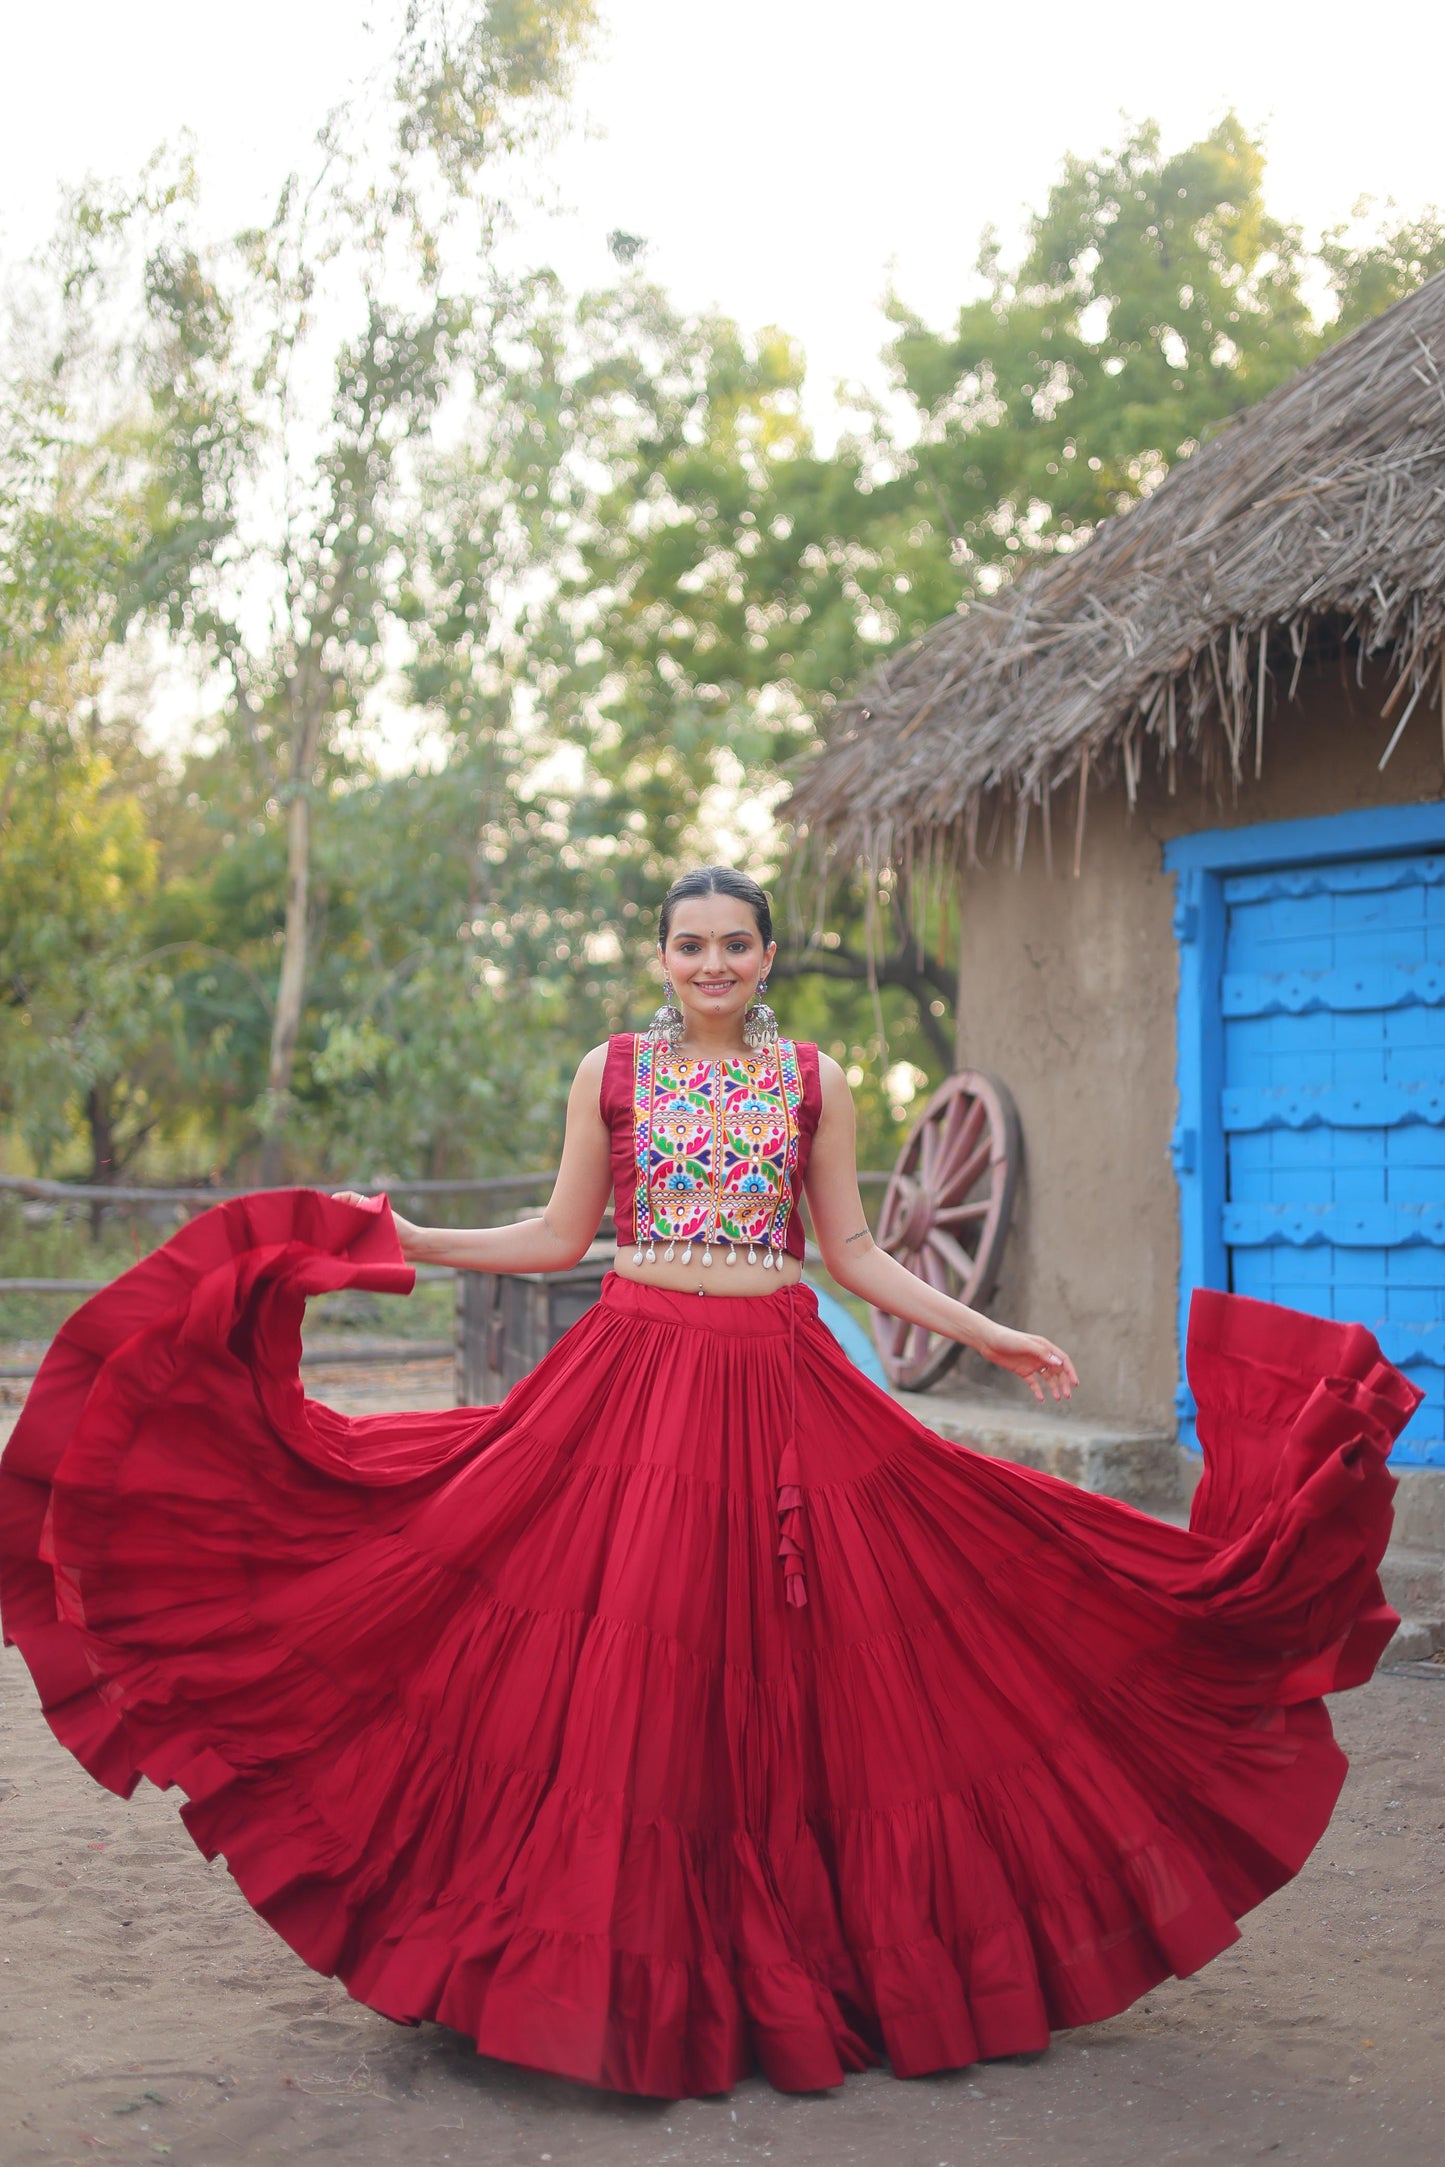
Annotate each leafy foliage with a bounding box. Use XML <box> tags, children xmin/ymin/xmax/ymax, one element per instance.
<box><xmin>4</xmin><ymin>91</ymin><xmax>1442</xmax><ymax>1195</ymax></box>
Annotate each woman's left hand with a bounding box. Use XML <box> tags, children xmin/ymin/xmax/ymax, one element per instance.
<box><xmin>978</xmin><ymin>1322</ymin><xmax>1079</xmax><ymax>1403</ymax></box>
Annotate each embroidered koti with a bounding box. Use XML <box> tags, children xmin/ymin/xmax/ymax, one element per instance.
<box><xmin>634</xmin><ymin>1037</ymin><xmax>803</xmax><ymax>1263</ymax></box>
<box><xmin>601</xmin><ymin>1032</ymin><xmax>821</xmax><ymax>1265</ymax></box>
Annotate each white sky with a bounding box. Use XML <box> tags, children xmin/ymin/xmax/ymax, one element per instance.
<box><xmin>4</xmin><ymin>0</ymin><xmax>1444</xmax><ymax>435</ymax></box>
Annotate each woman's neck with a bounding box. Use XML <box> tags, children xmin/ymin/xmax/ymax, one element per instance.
<box><xmin>672</xmin><ymin>1017</ymin><xmax>751</xmax><ymax>1060</ymax></box>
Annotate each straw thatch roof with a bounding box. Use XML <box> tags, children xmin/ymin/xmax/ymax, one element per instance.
<box><xmin>791</xmin><ymin>270</ymin><xmax>1445</xmax><ymax>872</ymax></box>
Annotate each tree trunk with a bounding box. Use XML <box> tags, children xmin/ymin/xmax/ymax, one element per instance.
<box><xmin>260</xmin><ymin>698</ymin><xmax>324</xmax><ymax>1183</ymax></box>
<box><xmin>85</xmin><ymin>1080</ymin><xmax>117</xmax><ymax>1185</ymax></box>
<box><xmin>85</xmin><ymin>1081</ymin><xmax>117</xmax><ymax>1237</ymax></box>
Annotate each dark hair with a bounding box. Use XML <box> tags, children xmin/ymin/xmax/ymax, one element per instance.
<box><xmin>658</xmin><ymin>866</ymin><xmax>774</xmax><ymax>949</ymax></box>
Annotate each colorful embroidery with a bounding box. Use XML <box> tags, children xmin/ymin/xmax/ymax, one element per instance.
<box><xmin>633</xmin><ymin>1037</ymin><xmax>804</xmax><ymax>1257</ymax></box>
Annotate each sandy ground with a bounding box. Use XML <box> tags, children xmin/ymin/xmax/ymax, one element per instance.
<box><xmin>3</xmin><ymin>1367</ymin><xmax>1445</xmax><ymax>2167</ymax></box>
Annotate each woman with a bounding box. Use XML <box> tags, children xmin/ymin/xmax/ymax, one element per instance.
<box><xmin>0</xmin><ymin>865</ymin><xmax>1413</xmax><ymax>2100</ymax></box>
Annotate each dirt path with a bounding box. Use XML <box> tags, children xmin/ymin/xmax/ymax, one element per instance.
<box><xmin>1</xmin><ymin>1654</ymin><xmax>1441</xmax><ymax>2167</ymax></box>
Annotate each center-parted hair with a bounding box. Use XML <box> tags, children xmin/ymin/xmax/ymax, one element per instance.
<box><xmin>658</xmin><ymin>866</ymin><xmax>774</xmax><ymax>950</ymax></box>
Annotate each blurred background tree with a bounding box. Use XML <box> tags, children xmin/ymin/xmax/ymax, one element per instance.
<box><xmin>4</xmin><ymin>35</ymin><xmax>1443</xmax><ymax>1199</ymax></box>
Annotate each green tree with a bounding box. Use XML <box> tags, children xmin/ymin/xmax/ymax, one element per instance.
<box><xmin>504</xmin><ymin>116</ymin><xmax>1444</xmax><ymax>1137</ymax></box>
<box><xmin>0</xmin><ymin>733</ymin><xmax>163</xmax><ymax>1180</ymax></box>
<box><xmin>884</xmin><ymin>113</ymin><xmax>1320</xmax><ymax>579</ymax></box>
<box><xmin>0</xmin><ymin>229</ymin><xmax>186</xmax><ymax>1182</ymax></box>
<box><xmin>8</xmin><ymin>102</ymin><xmax>1442</xmax><ymax>1194</ymax></box>
<box><xmin>1323</xmin><ymin>204</ymin><xmax>1445</xmax><ymax>334</ymax></box>
<box><xmin>111</xmin><ymin>0</ymin><xmax>597</xmax><ymax>1176</ymax></box>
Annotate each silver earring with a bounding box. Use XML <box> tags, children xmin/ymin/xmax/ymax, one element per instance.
<box><xmin>648</xmin><ymin>974</ymin><xmax>685</xmax><ymax>1050</ymax></box>
<box><xmin>742</xmin><ymin>975</ymin><xmax>778</xmax><ymax>1050</ymax></box>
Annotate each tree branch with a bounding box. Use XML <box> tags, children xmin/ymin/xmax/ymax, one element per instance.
<box><xmin>773</xmin><ymin>944</ymin><xmax>957</xmax><ymax>1068</ymax></box>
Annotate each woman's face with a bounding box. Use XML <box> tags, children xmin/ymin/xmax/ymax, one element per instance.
<box><xmin>660</xmin><ymin>897</ymin><xmax>777</xmax><ymax>1034</ymax></box>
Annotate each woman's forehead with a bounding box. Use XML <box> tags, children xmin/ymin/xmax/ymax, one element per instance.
<box><xmin>664</xmin><ymin>902</ymin><xmax>765</xmax><ymax>941</ymax></box>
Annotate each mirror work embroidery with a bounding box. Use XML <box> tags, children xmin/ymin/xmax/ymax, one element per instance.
<box><xmin>632</xmin><ymin>1037</ymin><xmax>804</xmax><ymax>1262</ymax></box>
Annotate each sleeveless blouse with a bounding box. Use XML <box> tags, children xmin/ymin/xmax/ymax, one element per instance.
<box><xmin>600</xmin><ymin>1032</ymin><xmax>823</xmax><ymax>1264</ymax></box>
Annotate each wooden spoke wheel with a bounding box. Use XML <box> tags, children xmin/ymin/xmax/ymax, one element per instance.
<box><xmin>870</xmin><ymin>1069</ymin><xmax>1020</xmax><ymax>1392</ymax></box>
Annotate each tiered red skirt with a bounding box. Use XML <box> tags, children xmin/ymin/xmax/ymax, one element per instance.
<box><xmin>0</xmin><ymin>1192</ymin><xmax>1417</xmax><ymax>2097</ymax></box>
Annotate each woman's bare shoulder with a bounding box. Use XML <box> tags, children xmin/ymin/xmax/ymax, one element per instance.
<box><xmin>811</xmin><ymin>1051</ymin><xmax>858</xmax><ymax>1127</ymax></box>
<box><xmin>814</xmin><ymin>1049</ymin><xmax>849</xmax><ymax>1093</ymax></box>
<box><xmin>573</xmin><ymin>1041</ymin><xmax>614</xmax><ymax>1089</ymax></box>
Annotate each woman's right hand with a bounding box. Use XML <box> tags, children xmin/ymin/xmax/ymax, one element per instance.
<box><xmin>330</xmin><ymin>1190</ymin><xmax>422</xmax><ymax>1259</ymax></box>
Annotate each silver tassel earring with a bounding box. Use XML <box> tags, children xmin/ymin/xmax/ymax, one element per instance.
<box><xmin>648</xmin><ymin>975</ymin><xmax>685</xmax><ymax>1050</ymax></box>
<box><xmin>742</xmin><ymin>974</ymin><xmax>778</xmax><ymax>1050</ymax></box>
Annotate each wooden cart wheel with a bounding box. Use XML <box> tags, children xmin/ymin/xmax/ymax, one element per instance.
<box><xmin>870</xmin><ymin>1069</ymin><xmax>1020</xmax><ymax>1392</ymax></box>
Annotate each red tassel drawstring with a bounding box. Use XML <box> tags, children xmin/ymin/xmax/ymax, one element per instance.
<box><xmin>776</xmin><ymin>1437</ymin><xmax>807</xmax><ymax>1607</ymax></box>
<box><xmin>776</xmin><ymin>1298</ymin><xmax>807</xmax><ymax>1605</ymax></box>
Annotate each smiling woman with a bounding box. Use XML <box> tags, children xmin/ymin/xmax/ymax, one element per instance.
<box><xmin>615</xmin><ymin>866</ymin><xmax>800</xmax><ymax>1289</ymax></box>
<box><xmin>0</xmin><ymin>864</ymin><xmax>1415</xmax><ymax>2103</ymax></box>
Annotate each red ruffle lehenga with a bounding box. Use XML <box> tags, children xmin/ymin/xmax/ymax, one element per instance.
<box><xmin>0</xmin><ymin>1190</ymin><xmax>1415</xmax><ymax>2098</ymax></box>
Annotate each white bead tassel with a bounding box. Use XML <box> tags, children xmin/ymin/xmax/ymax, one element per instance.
<box><xmin>702</xmin><ymin>1246</ymin><xmax>713</xmax><ymax>1267</ymax></box>
<box><xmin>762</xmin><ymin>1250</ymin><xmax>775</xmax><ymax>1270</ymax></box>
<box><xmin>682</xmin><ymin>1243</ymin><xmax>693</xmax><ymax>1265</ymax></box>
<box><xmin>664</xmin><ymin>1241</ymin><xmax>676</xmax><ymax>1262</ymax></box>
<box><xmin>746</xmin><ymin>1244</ymin><xmax>757</xmax><ymax>1265</ymax></box>
<box><xmin>645</xmin><ymin>1243</ymin><xmax>656</xmax><ymax>1263</ymax></box>
<box><xmin>725</xmin><ymin>1243</ymin><xmax>737</xmax><ymax>1265</ymax></box>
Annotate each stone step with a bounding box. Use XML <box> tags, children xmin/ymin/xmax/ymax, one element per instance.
<box><xmin>1377</xmin><ymin>1546</ymin><xmax>1445</xmax><ymax>1668</ymax></box>
<box><xmin>1390</xmin><ymin>1468</ymin><xmax>1445</xmax><ymax>1552</ymax></box>
<box><xmin>893</xmin><ymin>1387</ymin><xmax>1192</xmax><ymax>1513</ymax></box>
<box><xmin>1379</xmin><ymin>1547</ymin><xmax>1445</xmax><ymax>1619</ymax></box>
<box><xmin>1380</xmin><ymin>1616</ymin><xmax>1445</xmax><ymax>1667</ymax></box>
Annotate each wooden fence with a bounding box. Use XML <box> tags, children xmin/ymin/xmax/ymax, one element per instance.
<box><xmin>0</xmin><ymin>1173</ymin><xmax>890</xmax><ymax>1390</ymax></box>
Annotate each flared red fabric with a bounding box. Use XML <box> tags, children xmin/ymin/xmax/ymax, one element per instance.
<box><xmin>0</xmin><ymin>1191</ymin><xmax>1418</xmax><ymax>2098</ymax></box>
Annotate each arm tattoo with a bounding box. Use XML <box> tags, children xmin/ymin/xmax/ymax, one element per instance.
<box><xmin>843</xmin><ymin>1228</ymin><xmax>871</xmax><ymax>1245</ymax></box>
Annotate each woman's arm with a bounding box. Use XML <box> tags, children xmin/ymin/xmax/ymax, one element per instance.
<box><xmin>333</xmin><ymin>1044</ymin><xmax>615</xmax><ymax>1274</ymax></box>
<box><xmin>805</xmin><ymin>1054</ymin><xmax>1078</xmax><ymax>1403</ymax></box>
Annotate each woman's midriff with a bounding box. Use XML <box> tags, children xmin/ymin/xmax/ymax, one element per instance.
<box><xmin>609</xmin><ymin>1241</ymin><xmax>804</xmax><ymax>1296</ymax></box>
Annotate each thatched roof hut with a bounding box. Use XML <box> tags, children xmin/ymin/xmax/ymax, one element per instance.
<box><xmin>790</xmin><ymin>273</ymin><xmax>1445</xmax><ymax>1483</ymax></box>
<box><xmin>793</xmin><ymin>270</ymin><xmax>1445</xmax><ymax>872</ymax></box>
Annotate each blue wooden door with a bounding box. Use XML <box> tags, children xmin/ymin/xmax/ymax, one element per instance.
<box><xmin>1220</xmin><ymin>849</ymin><xmax>1445</xmax><ymax>1462</ymax></box>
